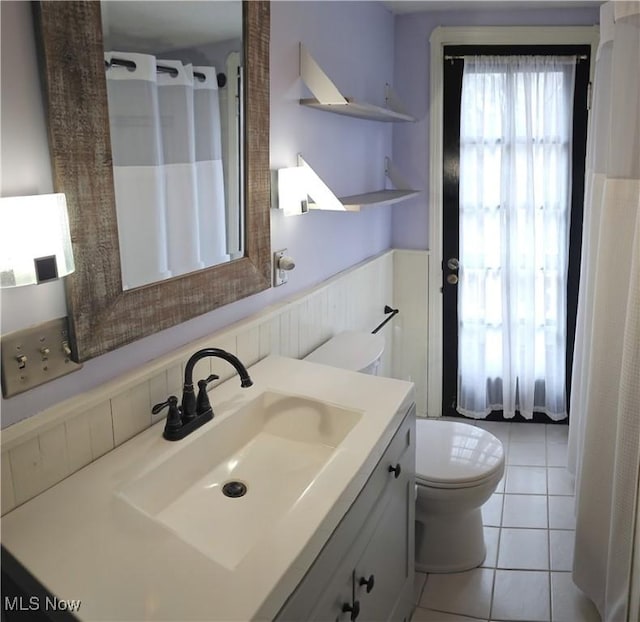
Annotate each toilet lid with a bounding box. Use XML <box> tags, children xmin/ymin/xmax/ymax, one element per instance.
<box><xmin>415</xmin><ymin>420</ymin><xmax>504</xmax><ymax>488</ymax></box>
<box><xmin>304</xmin><ymin>331</ymin><xmax>384</xmax><ymax>372</ymax></box>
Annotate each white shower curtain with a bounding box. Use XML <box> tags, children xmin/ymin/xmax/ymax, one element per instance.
<box><xmin>105</xmin><ymin>52</ymin><xmax>171</xmax><ymax>290</ymax></box>
<box><xmin>568</xmin><ymin>3</ymin><xmax>640</xmax><ymax>621</ymax></box>
<box><xmin>457</xmin><ymin>55</ymin><xmax>576</xmax><ymax>420</ymax></box>
<box><xmin>193</xmin><ymin>66</ymin><xmax>229</xmax><ymax>267</ymax></box>
<box><xmin>105</xmin><ymin>52</ymin><xmax>227</xmax><ymax>290</ymax></box>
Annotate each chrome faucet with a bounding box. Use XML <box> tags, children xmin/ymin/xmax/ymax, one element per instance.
<box><xmin>152</xmin><ymin>348</ymin><xmax>253</xmax><ymax>441</ymax></box>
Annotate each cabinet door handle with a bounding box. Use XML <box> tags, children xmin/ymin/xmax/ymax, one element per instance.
<box><xmin>342</xmin><ymin>600</ymin><xmax>360</xmax><ymax>621</ymax></box>
<box><xmin>359</xmin><ymin>574</ymin><xmax>375</xmax><ymax>593</ymax></box>
<box><xmin>388</xmin><ymin>463</ymin><xmax>401</xmax><ymax>478</ymax></box>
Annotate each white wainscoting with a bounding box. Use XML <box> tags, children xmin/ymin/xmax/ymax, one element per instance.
<box><xmin>1</xmin><ymin>249</ymin><xmax>432</xmax><ymax>515</ymax></box>
<box><xmin>3</xmin><ymin>250</ymin><xmax>426</xmax><ymax>515</ymax></box>
<box><xmin>393</xmin><ymin>250</ymin><xmax>430</xmax><ymax>418</ymax></box>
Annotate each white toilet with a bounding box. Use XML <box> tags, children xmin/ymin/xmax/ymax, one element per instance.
<box><xmin>305</xmin><ymin>330</ymin><xmax>505</xmax><ymax>573</ymax></box>
<box><xmin>414</xmin><ymin>419</ymin><xmax>504</xmax><ymax>572</ymax></box>
<box><xmin>304</xmin><ymin>330</ymin><xmax>385</xmax><ymax>375</ymax></box>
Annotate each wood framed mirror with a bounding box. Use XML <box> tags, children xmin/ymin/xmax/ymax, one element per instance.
<box><xmin>32</xmin><ymin>0</ymin><xmax>271</xmax><ymax>362</ymax></box>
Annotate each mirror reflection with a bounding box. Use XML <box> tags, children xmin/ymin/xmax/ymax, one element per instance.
<box><xmin>100</xmin><ymin>1</ymin><xmax>243</xmax><ymax>290</ymax></box>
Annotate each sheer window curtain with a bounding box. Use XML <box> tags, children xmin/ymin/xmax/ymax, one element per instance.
<box><xmin>105</xmin><ymin>52</ymin><xmax>227</xmax><ymax>290</ymax></box>
<box><xmin>457</xmin><ymin>55</ymin><xmax>576</xmax><ymax>420</ymax></box>
<box><xmin>568</xmin><ymin>2</ymin><xmax>640</xmax><ymax>620</ymax></box>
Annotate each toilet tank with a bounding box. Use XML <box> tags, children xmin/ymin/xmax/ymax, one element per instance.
<box><xmin>304</xmin><ymin>330</ymin><xmax>385</xmax><ymax>375</ymax></box>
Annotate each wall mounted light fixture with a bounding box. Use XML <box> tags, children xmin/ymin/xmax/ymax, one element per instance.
<box><xmin>0</xmin><ymin>193</ymin><xmax>75</xmax><ymax>288</ymax></box>
<box><xmin>276</xmin><ymin>155</ymin><xmax>344</xmax><ymax>216</ymax></box>
<box><xmin>277</xmin><ymin>166</ymin><xmax>310</xmax><ymax>216</ymax></box>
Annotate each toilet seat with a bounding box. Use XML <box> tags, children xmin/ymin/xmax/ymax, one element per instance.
<box><xmin>415</xmin><ymin>420</ymin><xmax>504</xmax><ymax>489</ymax></box>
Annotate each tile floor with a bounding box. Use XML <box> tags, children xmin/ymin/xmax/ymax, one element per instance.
<box><xmin>411</xmin><ymin>420</ymin><xmax>601</xmax><ymax>622</ymax></box>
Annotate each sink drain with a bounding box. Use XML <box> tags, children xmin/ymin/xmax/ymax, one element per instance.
<box><xmin>222</xmin><ymin>481</ymin><xmax>247</xmax><ymax>498</ymax></box>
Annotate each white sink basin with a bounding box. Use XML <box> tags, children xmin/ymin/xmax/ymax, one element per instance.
<box><xmin>117</xmin><ymin>390</ymin><xmax>362</xmax><ymax>569</ymax></box>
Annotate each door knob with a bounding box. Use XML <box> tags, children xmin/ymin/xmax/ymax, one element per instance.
<box><xmin>447</xmin><ymin>258</ymin><xmax>460</xmax><ymax>270</ymax></box>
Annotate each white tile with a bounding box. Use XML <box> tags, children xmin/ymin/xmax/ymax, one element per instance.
<box><xmin>88</xmin><ymin>401</ymin><xmax>114</xmax><ymax>459</ymax></box>
<box><xmin>547</xmin><ymin>443</ymin><xmax>568</xmax><ymax>467</ymax></box>
<box><xmin>39</xmin><ymin>425</ymin><xmax>70</xmax><ymax>489</ymax></box>
<box><xmin>148</xmin><ymin>370</ymin><xmax>169</xmax><ymax>415</ymax></box>
<box><xmin>505</xmin><ymin>466</ymin><xmax>547</xmax><ymax>494</ymax></box>
<box><xmin>495</xmin><ymin>473</ymin><xmax>505</xmax><ymax>494</ymax></box>
<box><xmin>412</xmin><ymin>607</ymin><xmax>487</xmax><ymax>621</ymax></box>
<box><xmin>413</xmin><ymin>572</ymin><xmax>427</xmax><ymax>605</ymax></box>
<box><xmin>497</xmin><ymin>528</ymin><xmax>549</xmax><ymax>570</ymax></box>
<box><xmin>481</xmin><ymin>526</ymin><xmax>499</xmax><ymax>568</ymax></box>
<box><xmin>547</xmin><ymin>467</ymin><xmax>575</xmax><ymax>496</ymax></box>
<box><xmin>507</xmin><ymin>441</ymin><xmax>546</xmax><ymax>466</ymax></box>
<box><xmin>492</xmin><ymin>570</ymin><xmax>550</xmax><ymax>621</ymax></box>
<box><xmin>9</xmin><ymin>437</ymin><xmax>44</xmax><ymax>505</ymax></box>
<box><xmin>419</xmin><ymin>568</ymin><xmax>494</xmax><ymax>620</ymax></box>
<box><xmin>548</xmin><ymin>495</ymin><xmax>576</xmax><ymax>530</ymax></box>
<box><xmin>482</xmin><ymin>493</ymin><xmax>504</xmax><ymax>527</ymax></box>
<box><xmin>502</xmin><ymin>494</ymin><xmax>547</xmax><ymax>528</ymax></box>
<box><xmin>509</xmin><ymin>423</ymin><xmax>546</xmax><ymax>443</ymax></box>
<box><xmin>237</xmin><ymin>326</ymin><xmax>260</xmax><ymax>367</ymax></box>
<box><xmin>111</xmin><ymin>384</ymin><xmax>152</xmax><ymax>446</ymax></box>
<box><xmin>550</xmin><ymin>530</ymin><xmax>575</xmax><ymax>571</ymax></box>
<box><xmin>1</xmin><ymin>451</ymin><xmax>16</xmax><ymax>514</ymax></box>
<box><xmin>474</xmin><ymin>421</ymin><xmax>511</xmax><ymax>444</ymax></box>
<box><xmin>546</xmin><ymin>424</ymin><xmax>569</xmax><ymax>444</ymax></box>
<box><xmin>551</xmin><ymin>572</ymin><xmax>600</xmax><ymax>622</ymax></box>
<box><xmin>166</xmin><ymin>363</ymin><xmax>183</xmax><ymax>398</ymax></box>
<box><xmin>65</xmin><ymin>415</ymin><xmax>93</xmax><ymax>473</ymax></box>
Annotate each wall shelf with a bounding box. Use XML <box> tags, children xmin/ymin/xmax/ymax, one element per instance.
<box><xmin>299</xmin><ymin>98</ymin><xmax>415</xmax><ymax>123</ymax></box>
<box><xmin>337</xmin><ymin>189</ymin><xmax>420</xmax><ymax>211</ymax></box>
<box><xmin>298</xmin><ymin>156</ymin><xmax>419</xmax><ymax>213</ymax></box>
<box><xmin>299</xmin><ymin>44</ymin><xmax>416</xmax><ymax>123</ymax></box>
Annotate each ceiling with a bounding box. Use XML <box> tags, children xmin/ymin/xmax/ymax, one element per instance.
<box><xmin>101</xmin><ymin>1</ymin><xmax>242</xmax><ymax>54</ymax></box>
<box><xmin>383</xmin><ymin>0</ymin><xmax>603</xmax><ymax>13</ymax></box>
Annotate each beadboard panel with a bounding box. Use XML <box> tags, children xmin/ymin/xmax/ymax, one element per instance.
<box><xmin>1</xmin><ymin>251</ymin><xmax>397</xmax><ymax>515</ymax></box>
<box><xmin>392</xmin><ymin>250</ymin><xmax>430</xmax><ymax>417</ymax></box>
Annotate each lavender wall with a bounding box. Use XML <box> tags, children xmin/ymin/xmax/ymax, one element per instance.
<box><xmin>390</xmin><ymin>6</ymin><xmax>600</xmax><ymax>250</ymax></box>
<box><xmin>0</xmin><ymin>0</ymin><xmax>395</xmax><ymax>427</ymax></box>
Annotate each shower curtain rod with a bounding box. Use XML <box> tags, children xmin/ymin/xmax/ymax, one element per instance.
<box><xmin>105</xmin><ymin>57</ymin><xmax>227</xmax><ymax>87</ymax></box>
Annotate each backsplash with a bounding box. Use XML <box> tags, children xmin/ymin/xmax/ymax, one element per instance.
<box><xmin>1</xmin><ymin>250</ymin><xmax>429</xmax><ymax>515</ymax></box>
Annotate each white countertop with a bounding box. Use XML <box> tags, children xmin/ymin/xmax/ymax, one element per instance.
<box><xmin>1</xmin><ymin>356</ymin><xmax>414</xmax><ymax>621</ymax></box>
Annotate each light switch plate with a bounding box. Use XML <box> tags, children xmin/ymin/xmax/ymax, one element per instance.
<box><xmin>1</xmin><ymin>317</ymin><xmax>82</xmax><ymax>397</ymax></box>
<box><xmin>273</xmin><ymin>249</ymin><xmax>289</xmax><ymax>287</ymax></box>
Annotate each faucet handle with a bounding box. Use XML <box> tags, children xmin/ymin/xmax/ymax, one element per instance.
<box><xmin>196</xmin><ymin>374</ymin><xmax>219</xmax><ymax>416</ymax></box>
<box><xmin>152</xmin><ymin>396</ymin><xmax>183</xmax><ymax>436</ymax></box>
<box><xmin>200</xmin><ymin>374</ymin><xmax>219</xmax><ymax>387</ymax></box>
<box><xmin>152</xmin><ymin>396</ymin><xmax>176</xmax><ymax>415</ymax></box>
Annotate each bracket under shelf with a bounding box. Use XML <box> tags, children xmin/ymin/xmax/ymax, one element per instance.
<box><xmin>299</xmin><ymin>155</ymin><xmax>419</xmax><ymax>212</ymax></box>
<box><xmin>299</xmin><ymin>43</ymin><xmax>416</xmax><ymax>123</ymax></box>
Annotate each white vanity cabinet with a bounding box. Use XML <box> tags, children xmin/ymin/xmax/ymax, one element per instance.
<box><xmin>276</xmin><ymin>405</ymin><xmax>416</xmax><ymax>622</ymax></box>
